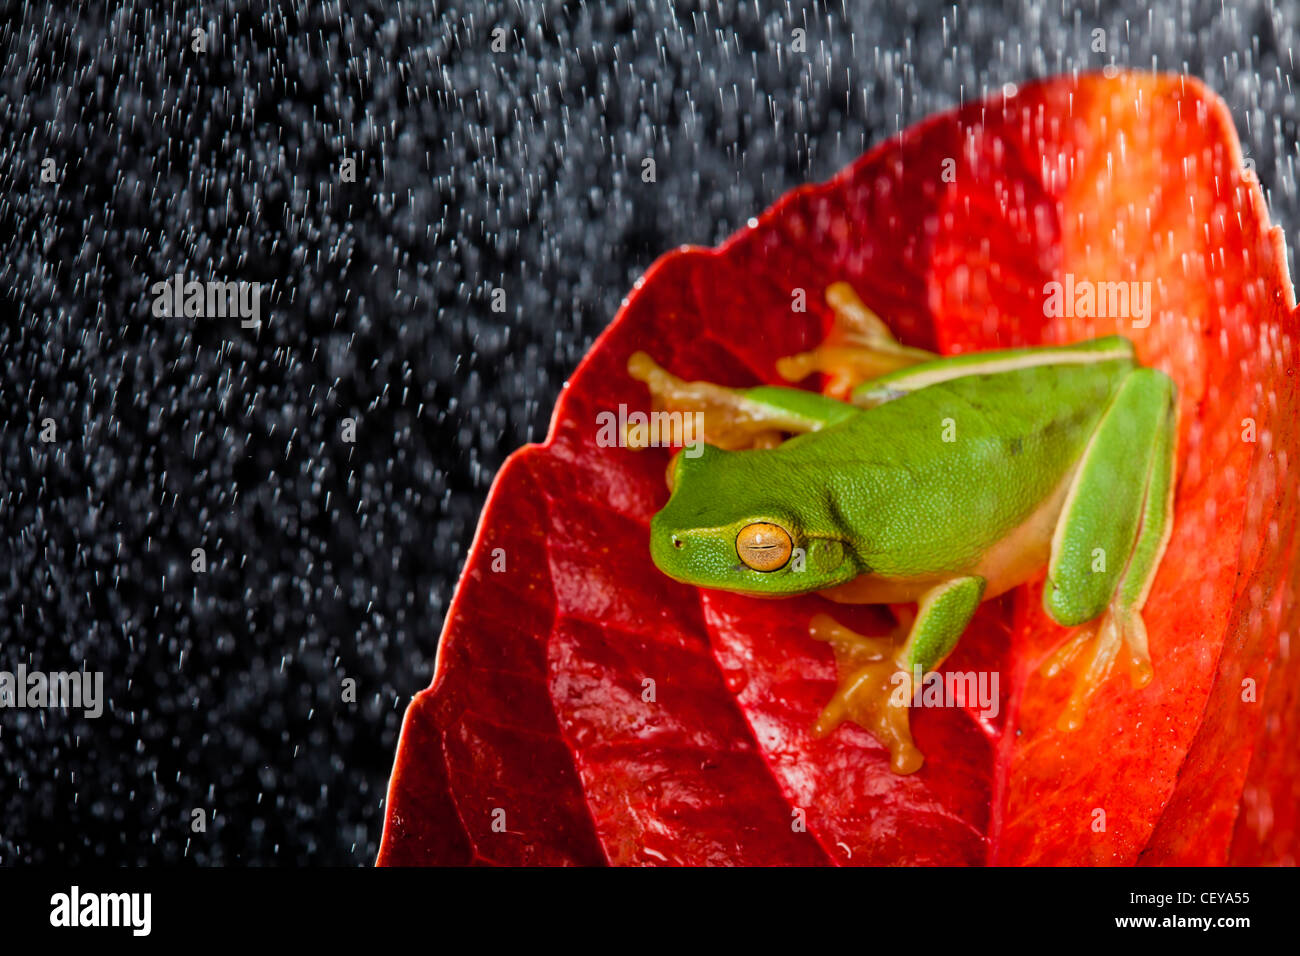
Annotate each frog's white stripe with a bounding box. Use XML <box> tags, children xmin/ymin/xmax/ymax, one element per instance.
<box><xmin>865</xmin><ymin>345</ymin><xmax>1133</xmax><ymax>396</ymax></box>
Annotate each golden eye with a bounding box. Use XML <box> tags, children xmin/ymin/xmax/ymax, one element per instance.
<box><xmin>736</xmin><ymin>522</ymin><xmax>793</xmax><ymax>571</ymax></box>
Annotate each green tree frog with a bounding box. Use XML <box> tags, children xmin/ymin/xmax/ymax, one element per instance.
<box><xmin>629</xmin><ymin>283</ymin><xmax>1178</xmax><ymax>774</ymax></box>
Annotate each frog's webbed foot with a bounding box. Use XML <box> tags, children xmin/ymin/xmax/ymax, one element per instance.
<box><xmin>627</xmin><ymin>351</ymin><xmax>802</xmax><ymax>450</ymax></box>
<box><xmin>775</xmin><ymin>282</ymin><xmax>935</xmax><ymax>399</ymax></box>
<box><xmin>808</xmin><ymin>612</ymin><xmax>923</xmax><ymax>775</ymax></box>
<box><xmin>1041</xmin><ymin>607</ymin><xmax>1153</xmax><ymax>732</ymax></box>
<box><xmin>806</xmin><ymin>577</ymin><xmax>985</xmax><ymax>775</ymax></box>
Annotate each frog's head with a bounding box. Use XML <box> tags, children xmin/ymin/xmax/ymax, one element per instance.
<box><xmin>649</xmin><ymin>444</ymin><xmax>865</xmax><ymax>596</ymax></box>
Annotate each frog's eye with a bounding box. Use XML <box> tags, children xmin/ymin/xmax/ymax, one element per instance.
<box><xmin>736</xmin><ymin>522</ymin><xmax>793</xmax><ymax>572</ymax></box>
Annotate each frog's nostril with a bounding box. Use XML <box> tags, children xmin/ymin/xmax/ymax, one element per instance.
<box><xmin>672</xmin><ymin>534</ymin><xmax>683</xmax><ymax>549</ymax></box>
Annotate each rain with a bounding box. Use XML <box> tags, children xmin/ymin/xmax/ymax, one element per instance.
<box><xmin>0</xmin><ymin>0</ymin><xmax>1296</xmax><ymax>865</ymax></box>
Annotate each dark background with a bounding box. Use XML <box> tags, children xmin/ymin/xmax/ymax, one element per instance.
<box><xmin>1</xmin><ymin>0</ymin><xmax>1297</xmax><ymax>864</ymax></box>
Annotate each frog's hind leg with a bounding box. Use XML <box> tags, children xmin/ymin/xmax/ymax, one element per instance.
<box><xmin>627</xmin><ymin>351</ymin><xmax>858</xmax><ymax>451</ymax></box>
<box><xmin>775</xmin><ymin>282</ymin><xmax>935</xmax><ymax>399</ymax></box>
<box><xmin>1040</xmin><ymin>368</ymin><xmax>1178</xmax><ymax>731</ymax></box>
<box><xmin>810</xmin><ymin>577</ymin><xmax>986</xmax><ymax>774</ymax></box>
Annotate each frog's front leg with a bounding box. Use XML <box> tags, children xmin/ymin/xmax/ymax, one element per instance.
<box><xmin>1040</xmin><ymin>368</ymin><xmax>1178</xmax><ymax>730</ymax></box>
<box><xmin>627</xmin><ymin>282</ymin><xmax>928</xmax><ymax>450</ymax></box>
<box><xmin>627</xmin><ymin>351</ymin><xmax>858</xmax><ymax>451</ymax></box>
<box><xmin>775</xmin><ymin>281</ymin><xmax>935</xmax><ymax>398</ymax></box>
<box><xmin>811</xmin><ymin>576</ymin><xmax>986</xmax><ymax>774</ymax></box>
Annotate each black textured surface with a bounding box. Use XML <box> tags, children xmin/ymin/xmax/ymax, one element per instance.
<box><xmin>1</xmin><ymin>0</ymin><xmax>1298</xmax><ymax>864</ymax></box>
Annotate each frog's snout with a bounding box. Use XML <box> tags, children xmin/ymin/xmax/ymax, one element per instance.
<box><xmin>648</xmin><ymin>518</ymin><xmax>674</xmax><ymax>570</ymax></box>
<box><xmin>649</xmin><ymin>516</ymin><xmax>697</xmax><ymax>580</ymax></box>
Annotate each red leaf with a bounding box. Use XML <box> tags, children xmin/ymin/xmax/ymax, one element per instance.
<box><xmin>378</xmin><ymin>72</ymin><xmax>1300</xmax><ymax>866</ymax></box>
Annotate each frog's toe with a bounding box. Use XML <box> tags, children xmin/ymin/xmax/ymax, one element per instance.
<box><xmin>808</xmin><ymin>612</ymin><xmax>897</xmax><ymax>661</ymax></box>
<box><xmin>812</xmin><ymin>658</ymin><xmax>923</xmax><ymax>774</ymax></box>
<box><xmin>775</xmin><ymin>282</ymin><xmax>933</xmax><ymax>398</ymax></box>
<box><xmin>808</xmin><ymin>613</ymin><xmax>923</xmax><ymax>774</ymax></box>
<box><xmin>626</xmin><ymin>351</ymin><xmax>798</xmax><ymax>452</ymax></box>
<box><xmin>776</xmin><ymin>344</ymin><xmax>924</xmax><ymax>399</ymax></box>
<box><xmin>1043</xmin><ymin>608</ymin><xmax>1153</xmax><ymax>732</ymax></box>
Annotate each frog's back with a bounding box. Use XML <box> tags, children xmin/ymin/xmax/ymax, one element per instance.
<box><xmin>778</xmin><ymin>339</ymin><xmax>1136</xmax><ymax>575</ymax></box>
